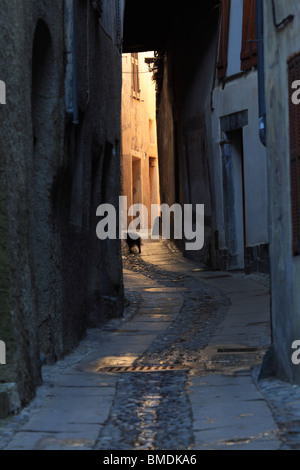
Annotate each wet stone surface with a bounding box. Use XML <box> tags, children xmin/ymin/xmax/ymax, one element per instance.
<box><xmin>94</xmin><ymin>371</ymin><xmax>193</xmax><ymax>450</ymax></box>
<box><xmin>93</xmin><ymin>241</ymin><xmax>230</xmax><ymax>450</ymax></box>
<box><xmin>252</xmin><ymin>367</ymin><xmax>300</xmax><ymax>450</ymax></box>
<box><xmin>122</xmin><ymin>241</ymin><xmax>230</xmax><ymax>367</ymax></box>
<box><xmin>93</xmin><ymin>241</ymin><xmax>231</xmax><ymax>450</ymax></box>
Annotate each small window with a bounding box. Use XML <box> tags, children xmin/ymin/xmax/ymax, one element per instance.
<box><xmin>240</xmin><ymin>0</ymin><xmax>258</xmax><ymax>71</ymax></box>
<box><xmin>227</xmin><ymin>0</ymin><xmax>244</xmax><ymax>76</ymax></box>
<box><xmin>217</xmin><ymin>0</ymin><xmax>257</xmax><ymax>79</ymax></box>
<box><xmin>131</xmin><ymin>53</ymin><xmax>140</xmax><ymax>99</ymax></box>
<box><xmin>217</xmin><ymin>0</ymin><xmax>231</xmax><ymax>80</ymax></box>
<box><xmin>149</xmin><ymin>119</ymin><xmax>155</xmax><ymax>143</ymax></box>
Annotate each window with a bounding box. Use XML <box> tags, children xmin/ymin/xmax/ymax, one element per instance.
<box><xmin>227</xmin><ymin>0</ymin><xmax>244</xmax><ymax>76</ymax></box>
<box><xmin>217</xmin><ymin>0</ymin><xmax>257</xmax><ymax>79</ymax></box>
<box><xmin>240</xmin><ymin>0</ymin><xmax>258</xmax><ymax>71</ymax></box>
<box><xmin>131</xmin><ymin>53</ymin><xmax>140</xmax><ymax>99</ymax></box>
<box><xmin>149</xmin><ymin>119</ymin><xmax>155</xmax><ymax>144</ymax></box>
<box><xmin>217</xmin><ymin>0</ymin><xmax>231</xmax><ymax>80</ymax></box>
<box><xmin>288</xmin><ymin>54</ymin><xmax>300</xmax><ymax>255</ymax></box>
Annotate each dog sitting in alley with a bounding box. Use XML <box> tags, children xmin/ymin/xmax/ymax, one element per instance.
<box><xmin>126</xmin><ymin>232</ymin><xmax>142</xmax><ymax>254</ymax></box>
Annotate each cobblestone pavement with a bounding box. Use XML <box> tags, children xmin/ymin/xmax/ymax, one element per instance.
<box><xmin>1</xmin><ymin>239</ymin><xmax>300</xmax><ymax>450</ymax></box>
<box><xmin>92</xmin><ymin>241</ymin><xmax>230</xmax><ymax>450</ymax></box>
<box><xmin>122</xmin><ymin>242</ymin><xmax>230</xmax><ymax>367</ymax></box>
<box><xmin>95</xmin><ymin>371</ymin><xmax>192</xmax><ymax>450</ymax></box>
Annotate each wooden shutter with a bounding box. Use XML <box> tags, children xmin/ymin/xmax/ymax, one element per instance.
<box><xmin>217</xmin><ymin>0</ymin><xmax>231</xmax><ymax>80</ymax></box>
<box><xmin>241</xmin><ymin>0</ymin><xmax>258</xmax><ymax>71</ymax></box>
<box><xmin>135</xmin><ymin>54</ymin><xmax>140</xmax><ymax>96</ymax></box>
<box><xmin>288</xmin><ymin>54</ymin><xmax>300</xmax><ymax>255</ymax></box>
<box><xmin>131</xmin><ymin>53</ymin><xmax>140</xmax><ymax>98</ymax></box>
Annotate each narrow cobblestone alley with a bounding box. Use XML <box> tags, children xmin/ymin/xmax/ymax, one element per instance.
<box><xmin>4</xmin><ymin>0</ymin><xmax>300</xmax><ymax>459</ymax></box>
<box><xmin>2</xmin><ymin>238</ymin><xmax>300</xmax><ymax>451</ymax></box>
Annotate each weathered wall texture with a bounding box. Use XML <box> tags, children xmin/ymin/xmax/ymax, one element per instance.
<box><xmin>263</xmin><ymin>0</ymin><xmax>300</xmax><ymax>383</ymax></box>
<box><xmin>156</xmin><ymin>56</ymin><xmax>177</xmax><ymax>211</ymax></box>
<box><xmin>0</xmin><ymin>0</ymin><xmax>125</xmax><ymax>412</ymax></box>
<box><xmin>121</xmin><ymin>51</ymin><xmax>160</xmax><ymax>230</ymax></box>
<box><xmin>156</xmin><ymin>5</ymin><xmax>219</xmax><ymax>259</ymax></box>
<box><xmin>211</xmin><ymin>71</ymin><xmax>269</xmax><ymax>272</ymax></box>
<box><xmin>156</xmin><ymin>2</ymin><xmax>269</xmax><ymax>273</ymax></box>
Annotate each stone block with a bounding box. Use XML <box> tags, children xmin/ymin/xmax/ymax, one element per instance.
<box><xmin>0</xmin><ymin>383</ymin><xmax>21</xmax><ymax>415</ymax></box>
<box><xmin>0</xmin><ymin>392</ymin><xmax>9</xmax><ymax>419</ymax></box>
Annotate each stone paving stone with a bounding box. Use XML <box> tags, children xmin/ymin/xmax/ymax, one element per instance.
<box><xmin>52</xmin><ymin>372</ymin><xmax>116</xmax><ymax>388</ymax></box>
<box><xmin>130</xmin><ymin>314</ymin><xmax>176</xmax><ymax>322</ymax></box>
<box><xmin>98</xmin><ymin>333</ymin><xmax>157</xmax><ymax>354</ymax></box>
<box><xmin>12</xmin><ymin>394</ymin><xmax>113</xmax><ymax>432</ymax></box>
<box><xmin>53</xmin><ymin>385</ymin><xmax>116</xmax><ymax>396</ymax></box>
<box><xmin>6</xmin><ymin>432</ymin><xmax>95</xmax><ymax>450</ymax></box>
<box><xmin>120</xmin><ymin>321</ymin><xmax>174</xmax><ymax>331</ymax></box>
<box><xmin>193</xmin><ymin>434</ymin><xmax>280</xmax><ymax>450</ymax></box>
<box><xmin>227</xmin><ymin>293</ymin><xmax>269</xmax><ymax>304</ymax></box>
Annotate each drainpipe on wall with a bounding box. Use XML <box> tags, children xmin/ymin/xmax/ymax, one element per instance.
<box><xmin>256</xmin><ymin>0</ymin><xmax>266</xmax><ymax>147</ymax></box>
<box><xmin>64</xmin><ymin>0</ymin><xmax>79</xmax><ymax>124</ymax></box>
<box><xmin>256</xmin><ymin>0</ymin><xmax>274</xmax><ymax>349</ymax></box>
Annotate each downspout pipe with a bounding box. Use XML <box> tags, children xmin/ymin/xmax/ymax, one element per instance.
<box><xmin>64</xmin><ymin>0</ymin><xmax>79</xmax><ymax>124</ymax></box>
<box><xmin>256</xmin><ymin>0</ymin><xmax>266</xmax><ymax>147</ymax></box>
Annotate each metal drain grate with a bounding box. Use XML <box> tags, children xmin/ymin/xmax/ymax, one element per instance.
<box><xmin>201</xmin><ymin>274</ymin><xmax>232</xmax><ymax>279</ymax></box>
<box><xmin>217</xmin><ymin>348</ymin><xmax>260</xmax><ymax>353</ymax></box>
<box><xmin>97</xmin><ymin>364</ymin><xmax>190</xmax><ymax>373</ymax></box>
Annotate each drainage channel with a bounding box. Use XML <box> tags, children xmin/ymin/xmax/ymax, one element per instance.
<box><xmin>97</xmin><ymin>364</ymin><xmax>190</xmax><ymax>373</ymax></box>
<box><xmin>94</xmin><ymin>369</ymin><xmax>193</xmax><ymax>450</ymax></box>
<box><xmin>217</xmin><ymin>347</ymin><xmax>262</xmax><ymax>353</ymax></box>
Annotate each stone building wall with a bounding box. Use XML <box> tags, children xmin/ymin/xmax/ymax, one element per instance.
<box><xmin>0</xmin><ymin>0</ymin><xmax>125</xmax><ymax>413</ymax></box>
<box><xmin>121</xmin><ymin>51</ymin><xmax>160</xmax><ymax>232</ymax></box>
<box><xmin>155</xmin><ymin>5</ymin><xmax>219</xmax><ymax>260</ymax></box>
<box><xmin>263</xmin><ymin>0</ymin><xmax>300</xmax><ymax>384</ymax></box>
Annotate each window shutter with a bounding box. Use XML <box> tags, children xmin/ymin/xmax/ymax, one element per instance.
<box><xmin>131</xmin><ymin>53</ymin><xmax>135</xmax><ymax>93</ymax></box>
<box><xmin>131</xmin><ymin>53</ymin><xmax>140</xmax><ymax>99</ymax></box>
<box><xmin>135</xmin><ymin>54</ymin><xmax>140</xmax><ymax>95</ymax></box>
<box><xmin>288</xmin><ymin>54</ymin><xmax>300</xmax><ymax>255</ymax></box>
<box><xmin>217</xmin><ymin>0</ymin><xmax>231</xmax><ymax>80</ymax></box>
<box><xmin>241</xmin><ymin>0</ymin><xmax>258</xmax><ymax>71</ymax></box>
